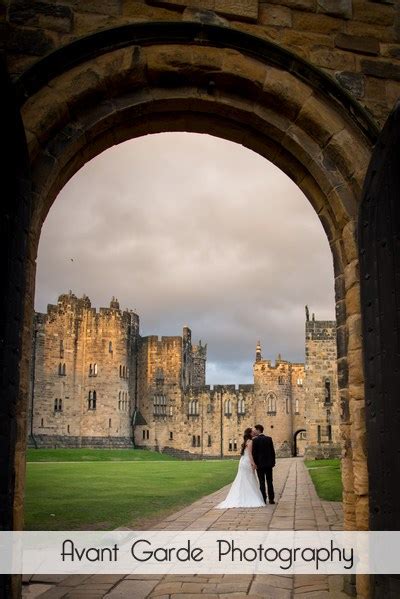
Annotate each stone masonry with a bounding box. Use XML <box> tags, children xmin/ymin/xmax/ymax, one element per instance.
<box><xmin>30</xmin><ymin>293</ymin><xmax>340</xmax><ymax>459</ymax></box>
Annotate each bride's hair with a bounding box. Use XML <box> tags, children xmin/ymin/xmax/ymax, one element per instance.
<box><xmin>240</xmin><ymin>427</ymin><xmax>253</xmax><ymax>456</ymax></box>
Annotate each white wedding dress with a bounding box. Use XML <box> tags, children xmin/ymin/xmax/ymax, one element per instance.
<box><xmin>215</xmin><ymin>444</ymin><xmax>266</xmax><ymax>508</ymax></box>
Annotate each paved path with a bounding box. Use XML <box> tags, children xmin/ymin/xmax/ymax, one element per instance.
<box><xmin>23</xmin><ymin>458</ymin><xmax>345</xmax><ymax>599</ymax></box>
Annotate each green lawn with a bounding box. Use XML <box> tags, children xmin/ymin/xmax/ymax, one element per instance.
<box><xmin>304</xmin><ymin>459</ymin><xmax>342</xmax><ymax>502</ymax></box>
<box><xmin>24</xmin><ymin>459</ymin><xmax>238</xmax><ymax>530</ymax></box>
<box><xmin>27</xmin><ymin>448</ymin><xmax>178</xmax><ymax>462</ymax></box>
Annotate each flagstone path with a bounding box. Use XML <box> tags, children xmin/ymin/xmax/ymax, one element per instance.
<box><xmin>22</xmin><ymin>458</ymin><xmax>346</xmax><ymax>599</ymax></box>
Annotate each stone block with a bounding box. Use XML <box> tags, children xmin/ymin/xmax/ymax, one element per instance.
<box><xmin>293</xmin><ymin>11</ymin><xmax>343</xmax><ymax>34</ymax></box>
<box><xmin>335</xmin><ymin>33</ymin><xmax>380</xmax><ymax>55</ymax></box>
<box><xmin>347</xmin><ymin>348</ymin><xmax>364</xmax><ymax>386</ymax></box>
<box><xmin>361</xmin><ymin>58</ymin><xmax>400</xmax><ymax>81</ymax></box>
<box><xmin>310</xmin><ymin>47</ymin><xmax>356</xmax><ymax>71</ymax></box>
<box><xmin>352</xmin><ymin>0</ymin><xmax>395</xmax><ymax>27</ymax></box>
<box><xmin>260</xmin><ymin>0</ymin><xmax>316</xmax><ymax>11</ymax></box>
<box><xmin>317</xmin><ymin>0</ymin><xmax>352</xmax><ymax>19</ymax></box>
<box><xmin>9</xmin><ymin>1</ymin><xmax>74</xmax><ymax>33</ymax></box>
<box><xmin>335</xmin><ymin>71</ymin><xmax>365</xmax><ymax>98</ymax></box>
<box><xmin>147</xmin><ymin>0</ymin><xmax>258</xmax><ymax>21</ymax></box>
<box><xmin>7</xmin><ymin>25</ymin><xmax>56</xmax><ymax>56</ymax></box>
<box><xmin>259</xmin><ymin>4</ymin><xmax>292</xmax><ymax>27</ymax></box>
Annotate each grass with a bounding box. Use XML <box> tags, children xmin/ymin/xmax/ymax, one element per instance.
<box><xmin>304</xmin><ymin>458</ymin><xmax>342</xmax><ymax>502</ymax></box>
<box><xmin>24</xmin><ymin>458</ymin><xmax>238</xmax><ymax>530</ymax></box>
<box><xmin>26</xmin><ymin>448</ymin><xmax>178</xmax><ymax>462</ymax></box>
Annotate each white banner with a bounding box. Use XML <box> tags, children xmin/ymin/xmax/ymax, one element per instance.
<box><xmin>1</xmin><ymin>530</ymin><xmax>399</xmax><ymax>575</ymax></box>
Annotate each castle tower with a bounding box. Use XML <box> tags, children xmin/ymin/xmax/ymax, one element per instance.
<box><xmin>256</xmin><ymin>340</ymin><xmax>262</xmax><ymax>362</ymax></box>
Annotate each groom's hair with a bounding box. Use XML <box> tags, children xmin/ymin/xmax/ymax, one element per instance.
<box><xmin>255</xmin><ymin>424</ymin><xmax>264</xmax><ymax>433</ymax></box>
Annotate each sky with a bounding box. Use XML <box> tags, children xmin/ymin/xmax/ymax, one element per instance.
<box><xmin>35</xmin><ymin>132</ymin><xmax>335</xmax><ymax>384</ymax></box>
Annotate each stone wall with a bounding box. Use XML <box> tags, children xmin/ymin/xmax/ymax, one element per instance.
<box><xmin>5</xmin><ymin>0</ymin><xmax>400</xmax><ymax>127</ymax></box>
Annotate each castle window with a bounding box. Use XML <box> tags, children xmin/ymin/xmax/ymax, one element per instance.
<box><xmin>89</xmin><ymin>364</ymin><xmax>93</xmax><ymax>377</ymax></box>
<box><xmin>295</xmin><ymin>398</ymin><xmax>300</xmax><ymax>414</ymax></box>
<box><xmin>324</xmin><ymin>379</ymin><xmax>331</xmax><ymax>404</ymax></box>
<box><xmin>143</xmin><ymin>430</ymin><xmax>146</xmax><ymax>440</ymax></box>
<box><xmin>54</xmin><ymin>398</ymin><xmax>62</xmax><ymax>412</ymax></box>
<box><xmin>67</xmin><ymin>425</ymin><xmax>70</xmax><ymax>434</ymax></box>
<box><xmin>109</xmin><ymin>341</ymin><xmax>113</xmax><ymax>353</ymax></box>
<box><xmin>188</xmin><ymin>400</ymin><xmax>199</xmax><ymax>416</ymax></box>
<box><xmin>197</xmin><ymin>435</ymin><xmax>200</xmax><ymax>447</ymax></box>
<box><xmin>233</xmin><ymin>439</ymin><xmax>237</xmax><ymax>451</ymax></box>
<box><xmin>41</xmin><ymin>418</ymin><xmax>44</xmax><ymax>427</ymax></box>
<box><xmin>192</xmin><ymin>435</ymin><xmax>196</xmax><ymax>447</ymax></box>
<box><xmin>278</xmin><ymin>376</ymin><xmax>284</xmax><ymax>385</ymax></box>
<box><xmin>224</xmin><ymin>399</ymin><xmax>232</xmax><ymax>416</ymax></box>
<box><xmin>207</xmin><ymin>435</ymin><xmax>212</xmax><ymax>447</ymax></box>
<box><xmin>119</xmin><ymin>365</ymin><xmax>122</xmax><ymax>377</ymax></box>
<box><xmin>207</xmin><ymin>403</ymin><xmax>212</xmax><ymax>413</ymax></box>
<box><xmin>267</xmin><ymin>393</ymin><xmax>277</xmax><ymax>415</ymax></box>
<box><xmin>88</xmin><ymin>390</ymin><xmax>97</xmax><ymax>410</ymax></box>
<box><xmin>297</xmin><ymin>378</ymin><xmax>303</xmax><ymax>386</ymax></box>
<box><xmin>93</xmin><ymin>363</ymin><xmax>98</xmax><ymax>376</ymax></box>
<box><xmin>169</xmin><ymin>406</ymin><xmax>173</xmax><ymax>416</ymax></box>
<box><xmin>228</xmin><ymin>439</ymin><xmax>233</xmax><ymax>452</ymax></box>
<box><xmin>237</xmin><ymin>398</ymin><xmax>245</xmax><ymax>415</ymax></box>
<box><xmin>58</xmin><ymin>362</ymin><xmax>66</xmax><ymax>376</ymax></box>
<box><xmin>169</xmin><ymin>431</ymin><xmax>173</xmax><ymax>440</ymax></box>
<box><xmin>154</xmin><ymin>394</ymin><xmax>167</xmax><ymax>416</ymax></box>
<box><xmin>146</xmin><ymin>430</ymin><xmax>149</xmax><ymax>440</ymax></box>
<box><xmin>109</xmin><ymin>418</ymin><xmax>112</xmax><ymax>428</ymax></box>
<box><xmin>60</xmin><ymin>340</ymin><xmax>64</xmax><ymax>359</ymax></box>
<box><xmin>286</xmin><ymin>397</ymin><xmax>289</xmax><ymax>414</ymax></box>
<box><xmin>118</xmin><ymin>391</ymin><xmax>121</xmax><ymax>410</ymax></box>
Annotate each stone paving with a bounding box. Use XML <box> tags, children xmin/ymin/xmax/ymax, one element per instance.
<box><xmin>23</xmin><ymin>458</ymin><xmax>345</xmax><ymax>598</ymax></box>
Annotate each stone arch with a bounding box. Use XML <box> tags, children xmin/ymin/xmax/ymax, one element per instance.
<box><xmin>293</xmin><ymin>428</ymin><xmax>307</xmax><ymax>457</ymax></box>
<box><xmin>9</xmin><ymin>20</ymin><xmax>373</xmax><ymax>567</ymax></box>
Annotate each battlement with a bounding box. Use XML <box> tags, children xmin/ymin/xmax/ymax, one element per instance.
<box><xmin>43</xmin><ymin>292</ymin><xmax>139</xmax><ymax>324</ymax></box>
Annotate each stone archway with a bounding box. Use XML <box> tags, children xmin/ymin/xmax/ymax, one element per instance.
<box><xmin>293</xmin><ymin>428</ymin><xmax>307</xmax><ymax>457</ymax></box>
<box><xmin>3</xmin><ymin>18</ymin><xmax>380</xmax><ymax>599</ymax></box>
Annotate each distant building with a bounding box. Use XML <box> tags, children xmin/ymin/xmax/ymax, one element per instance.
<box><xmin>29</xmin><ymin>293</ymin><xmax>340</xmax><ymax>458</ymax></box>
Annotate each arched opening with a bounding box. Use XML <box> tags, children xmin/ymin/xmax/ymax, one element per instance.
<box><xmin>3</xmin><ymin>25</ymin><xmax>379</xmax><ymax>599</ymax></box>
<box><xmin>293</xmin><ymin>428</ymin><xmax>307</xmax><ymax>457</ymax></box>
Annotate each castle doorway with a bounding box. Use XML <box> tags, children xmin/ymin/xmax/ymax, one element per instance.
<box><xmin>293</xmin><ymin>429</ymin><xmax>307</xmax><ymax>458</ymax></box>
<box><xmin>3</xmin><ymin>18</ymin><xmax>398</xmax><ymax>599</ymax></box>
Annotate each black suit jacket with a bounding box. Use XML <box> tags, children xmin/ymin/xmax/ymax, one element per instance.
<box><xmin>252</xmin><ymin>434</ymin><xmax>276</xmax><ymax>468</ymax></box>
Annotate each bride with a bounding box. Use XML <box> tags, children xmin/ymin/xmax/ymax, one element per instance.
<box><xmin>215</xmin><ymin>427</ymin><xmax>266</xmax><ymax>508</ymax></box>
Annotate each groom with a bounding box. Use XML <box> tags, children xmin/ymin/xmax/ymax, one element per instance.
<box><xmin>252</xmin><ymin>424</ymin><xmax>276</xmax><ymax>504</ymax></box>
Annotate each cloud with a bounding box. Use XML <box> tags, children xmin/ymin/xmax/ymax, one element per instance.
<box><xmin>35</xmin><ymin>133</ymin><xmax>335</xmax><ymax>384</ymax></box>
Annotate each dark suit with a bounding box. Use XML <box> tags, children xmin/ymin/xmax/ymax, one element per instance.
<box><xmin>252</xmin><ymin>433</ymin><xmax>276</xmax><ymax>503</ymax></box>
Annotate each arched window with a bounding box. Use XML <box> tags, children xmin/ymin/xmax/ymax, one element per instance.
<box><xmin>62</xmin><ymin>363</ymin><xmax>66</xmax><ymax>376</ymax></box>
<box><xmin>93</xmin><ymin>363</ymin><xmax>98</xmax><ymax>376</ymax></box>
<box><xmin>54</xmin><ymin>398</ymin><xmax>62</xmax><ymax>412</ymax></box>
<box><xmin>237</xmin><ymin>398</ymin><xmax>245</xmax><ymax>415</ymax></box>
<box><xmin>89</xmin><ymin>364</ymin><xmax>93</xmax><ymax>377</ymax></box>
<box><xmin>267</xmin><ymin>393</ymin><xmax>277</xmax><ymax>415</ymax></box>
<box><xmin>224</xmin><ymin>399</ymin><xmax>232</xmax><ymax>416</ymax></box>
<box><xmin>188</xmin><ymin>399</ymin><xmax>199</xmax><ymax>416</ymax></box>
<box><xmin>228</xmin><ymin>439</ymin><xmax>233</xmax><ymax>451</ymax></box>
<box><xmin>58</xmin><ymin>362</ymin><xmax>62</xmax><ymax>375</ymax></box>
<box><xmin>119</xmin><ymin>365</ymin><xmax>122</xmax><ymax>377</ymax></box>
<box><xmin>88</xmin><ymin>391</ymin><xmax>97</xmax><ymax>410</ymax></box>
<box><xmin>233</xmin><ymin>439</ymin><xmax>237</xmax><ymax>451</ymax></box>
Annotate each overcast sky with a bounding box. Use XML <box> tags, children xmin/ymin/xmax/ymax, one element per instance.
<box><xmin>35</xmin><ymin>133</ymin><xmax>335</xmax><ymax>384</ymax></box>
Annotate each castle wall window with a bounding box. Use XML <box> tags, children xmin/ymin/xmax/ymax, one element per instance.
<box><xmin>93</xmin><ymin>363</ymin><xmax>98</xmax><ymax>376</ymax></box>
<box><xmin>233</xmin><ymin>439</ymin><xmax>237</xmax><ymax>451</ymax></box>
<box><xmin>169</xmin><ymin>431</ymin><xmax>173</xmax><ymax>440</ymax></box>
<box><xmin>228</xmin><ymin>439</ymin><xmax>233</xmax><ymax>452</ymax></box>
<box><xmin>192</xmin><ymin>435</ymin><xmax>196</xmax><ymax>447</ymax></box>
<box><xmin>146</xmin><ymin>430</ymin><xmax>149</xmax><ymax>440</ymax></box>
<box><xmin>142</xmin><ymin>430</ymin><xmax>146</xmax><ymax>440</ymax></box>
<box><xmin>60</xmin><ymin>340</ymin><xmax>64</xmax><ymax>359</ymax></box>
<box><xmin>224</xmin><ymin>399</ymin><xmax>232</xmax><ymax>416</ymax></box>
<box><xmin>188</xmin><ymin>399</ymin><xmax>199</xmax><ymax>416</ymax></box>
<box><xmin>197</xmin><ymin>435</ymin><xmax>201</xmax><ymax>447</ymax></box>
<box><xmin>109</xmin><ymin>341</ymin><xmax>113</xmax><ymax>353</ymax></box>
<box><xmin>41</xmin><ymin>418</ymin><xmax>44</xmax><ymax>427</ymax></box>
<box><xmin>54</xmin><ymin>398</ymin><xmax>62</xmax><ymax>412</ymax></box>
<box><xmin>237</xmin><ymin>398</ymin><xmax>245</xmax><ymax>415</ymax></box>
<box><xmin>267</xmin><ymin>393</ymin><xmax>277</xmax><ymax>415</ymax></box>
<box><xmin>88</xmin><ymin>390</ymin><xmax>97</xmax><ymax>410</ymax></box>
<box><xmin>286</xmin><ymin>397</ymin><xmax>289</xmax><ymax>414</ymax></box>
<box><xmin>324</xmin><ymin>379</ymin><xmax>331</xmax><ymax>404</ymax></box>
<box><xmin>208</xmin><ymin>435</ymin><xmax>212</xmax><ymax>447</ymax></box>
<box><xmin>169</xmin><ymin>406</ymin><xmax>173</xmax><ymax>416</ymax></box>
<box><xmin>295</xmin><ymin>398</ymin><xmax>300</xmax><ymax>414</ymax></box>
<box><xmin>109</xmin><ymin>418</ymin><xmax>111</xmax><ymax>428</ymax></box>
<box><xmin>154</xmin><ymin>394</ymin><xmax>167</xmax><ymax>416</ymax></box>
<box><xmin>278</xmin><ymin>376</ymin><xmax>284</xmax><ymax>385</ymax></box>
<box><xmin>67</xmin><ymin>425</ymin><xmax>70</xmax><ymax>434</ymax></box>
<box><xmin>297</xmin><ymin>378</ymin><xmax>303</xmax><ymax>386</ymax></box>
<box><xmin>89</xmin><ymin>364</ymin><xmax>93</xmax><ymax>377</ymax></box>
<box><xmin>119</xmin><ymin>365</ymin><xmax>122</xmax><ymax>377</ymax></box>
<box><xmin>58</xmin><ymin>362</ymin><xmax>66</xmax><ymax>376</ymax></box>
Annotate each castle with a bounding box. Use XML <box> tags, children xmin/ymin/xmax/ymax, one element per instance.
<box><xmin>29</xmin><ymin>292</ymin><xmax>341</xmax><ymax>459</ymax></box>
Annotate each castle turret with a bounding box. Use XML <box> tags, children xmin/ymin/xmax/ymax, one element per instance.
<box><xmin>256</xmin><ymin>340</ymin><xmax>262</xmax><ymax>362</ymax></box>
